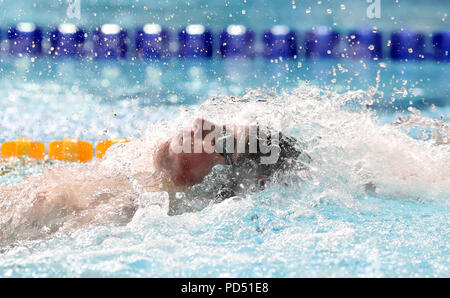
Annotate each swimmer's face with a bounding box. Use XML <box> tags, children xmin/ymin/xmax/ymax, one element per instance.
<box><xmin>155</xmin><ymin>119</ymin><xmax>227</xmax><ymax>186</ymax></box>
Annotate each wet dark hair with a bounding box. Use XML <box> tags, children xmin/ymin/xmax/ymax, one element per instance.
<box><xmin>216</xmin><ymin>125</ymin><xmax>303</xmax><ymax>175</ymax></box>
<box><xmin>214</xmin><ymin>125</ymin><xmax>307</xmax><ymax>201</ymax></box>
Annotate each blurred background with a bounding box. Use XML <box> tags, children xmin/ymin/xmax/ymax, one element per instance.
<box><xmin>0</xmin><ymin>0</ymin><xmax>448</xmax><ymax>142</ymax></box>
<box><xmin>0</xmin><ymin>0</ymin><xmax>449</xmax><ymax>279</ymax></box>
<box><xmin>0</xmin><ymin>0</ymin><xmax>448</xmax><ymax>30</ymax></box>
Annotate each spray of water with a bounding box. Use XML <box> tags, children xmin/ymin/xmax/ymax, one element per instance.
<box><xmin>1</xmin><ymin>85</ymin><xmax>449</xmax><ymax>247</ymax></box>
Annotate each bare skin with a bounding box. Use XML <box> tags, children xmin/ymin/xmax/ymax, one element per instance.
<box><xmin>0</xmin><ymin>119</ymin><xmax>242</xmax><ymax>244</ymax></box>
<box><xmin>2</xmin><ymin>118</ymin><xmax>444</xmax><ymax>244</ymax></box>
<box><xmin>153</xmin><ymin>118</ymin><xmax>248</xmax><ymax>189</ymax></box>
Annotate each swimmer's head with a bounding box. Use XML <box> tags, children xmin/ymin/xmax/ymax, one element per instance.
<box><xmin>154</xmin><ymin>118</ymin><xmax>304</xmax><ymax>187</ymax></box>
<box><xmin>154</xmin><ymin>119</ymin><xmax>227</xmax><ymax>186</ymax></box>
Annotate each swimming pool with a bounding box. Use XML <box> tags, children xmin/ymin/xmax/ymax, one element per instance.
<box><xmin>0</xmin><ymin>0</ymin><xmax>449</xmax><ymax>277</ymax></box>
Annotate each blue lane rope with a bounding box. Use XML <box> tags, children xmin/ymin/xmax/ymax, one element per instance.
<box><xmin>0</xmin><ymin>22</ymin><xmax>449</xmax><ymax>61</ymax></box>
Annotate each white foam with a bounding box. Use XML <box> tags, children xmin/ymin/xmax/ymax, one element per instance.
<box><xmin>1</xmin><ymin>86</ymin><xmax>449</xmax><ymax>247</ymax></box>
<box><xmin>227</xmin><ymin>25</ymin><xmax>246</xmax><ymax>36</ymax></box>
<box><xmin>271</xmin><ymin>25</ymin><xmax>290</xmax><ymax>35</ymax></box>
<box><xmin>58</xmin><ymin>23</ymin><xmax>77</xmax><ymax>34</ymax></box>
<box><xmin>143</xmin><ymin>24</ymin><xmax>162</xmax><ymax>35</ymax></box>
<box><xmin>186</xmin><ymin>24</ymin><xmax>205</xmax><ymax>35</ymax></box>
<box><xmin>101</xmin><ymin>24</ymin><xmax>121</xmax><ymax>35</ymax></box>
<box><xmin>17</xmin><ymin>22</ymin><xmax>36</xmax><ymax>33</ymax></box>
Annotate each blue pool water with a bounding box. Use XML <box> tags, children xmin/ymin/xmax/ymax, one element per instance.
<box><xmin>0</xmin><ymin>0</ymin><xmax>449</xmax><ymax>277</ymax></box>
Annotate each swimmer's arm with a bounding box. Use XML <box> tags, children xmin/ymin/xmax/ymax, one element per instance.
<box><xmin>9</xmin><ymin>165</ymin><xmax>134</xmax><ymax>218</ymax></box>
<box><xmin>60</xmin><ymin>193</ymin><xmax>137</xmax><ymax>232</ymax></box>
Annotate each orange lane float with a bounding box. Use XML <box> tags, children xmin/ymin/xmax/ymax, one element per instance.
<box><xmin>49</xmin><ymin>138</ymin><xmax>93</xmax><ymax>162</ymax></box>
<box><xmin>95</xmin><ymin>138</ymin><xmax>129</xmax><ymax>159</ymax></box>
<box><xmin>1</xmin><ymin>138</ymin><xmax>130</xmax><ymax>162</ymax></box>
<box><xmin>436</xmin><ymin>138</ymin><xmax>450</xmax><ymax>145</ymax></box>
<box><xmin>1</xmin><ymin>138</ymin><xmax>46</xmax><ymax>159</ymax></box>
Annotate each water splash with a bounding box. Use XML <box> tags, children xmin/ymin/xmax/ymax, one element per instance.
<box><xmin>0</xmin><ymin>86</ymin><xmax>449</xmax><ymax>276</ymax></box>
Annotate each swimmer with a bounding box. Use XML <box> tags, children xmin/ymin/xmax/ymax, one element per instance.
<box><xmin>154</xmin><ymin>119</ymin><xmax>304</xmax><ymax>192</ymax></box>
<box><xmin>0</xmin><ymin>119</ymin><xmax>304</xmax><ymax>244</ymax></box>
